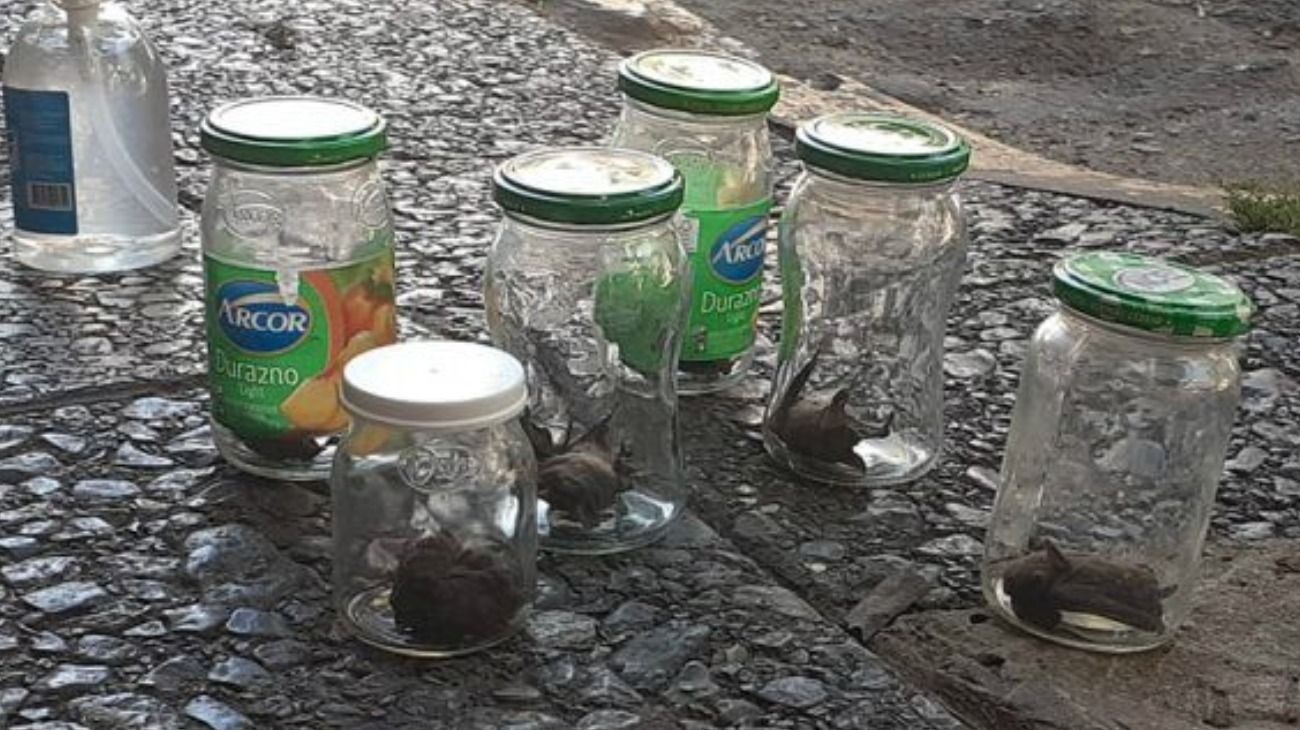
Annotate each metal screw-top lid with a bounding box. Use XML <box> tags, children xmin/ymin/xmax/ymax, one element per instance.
<box><xmin>493</xmin><ymin>147</ymin><xmax>684</xmax><ymax>226</ymax></box>
<box><xmin>1053</xmin><ymin>252</ymin><xmax>1254</xmax><ymax>338</ymax></box>
<box><xmin>200</xmin><ymin>96</ymin><xmax>387</xmax><ymax>167</ymax></box>
<box><xmin>341</xmin><ymin>341</ymin><xmax>527</xmax><ymax>430</ymax></box>
<box><xmin>795</xmin><ymin>112</ymin><xmax>971</xmax><ymax>184</ymax></box>
<box><xmin>618</xmin><ymin>49</ymin><xmax>780</xmax><ymax>116</ymax></box>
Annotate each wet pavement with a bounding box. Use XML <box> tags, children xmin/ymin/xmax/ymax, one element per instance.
<box><xmin>1</xmin><ymin>0</ymin><xmax>1299</xmax><ymax>728</ymax></box>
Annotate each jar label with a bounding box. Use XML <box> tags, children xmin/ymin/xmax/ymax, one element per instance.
<box><xmin>682</xmin><ymin>198</ymin><xmax>771</xmax><ymax>361</ymax></box>
<box><xmin>3</xmin><ymin>87</ymin><xmax>77</xmax><ymax>235</ymax></box>
<box><xmin>204</xmin><ymin>247</ymin><xmax>397</xmax><ymax>442</ymax></box>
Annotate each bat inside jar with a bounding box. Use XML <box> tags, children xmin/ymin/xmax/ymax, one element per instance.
<box><xmin>522</xmin><ymin>409</ymin><xmax>628</xmax><ymax>528</ymax></box>
<box><xmin>996</xmin><ymin>539</ymin><xmax>1176</xmax><ymax>636</ymax></box>
<box><xmin>771</xmin><ymin>349</ymin><xmax>892</xmax><ymax>469</ymax></box>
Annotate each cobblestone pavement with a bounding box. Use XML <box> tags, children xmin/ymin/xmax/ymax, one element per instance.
<box><xmin>1</xmin><ymin>0</ymin><xmax>1298</xmax><ymax>728</ymax></box>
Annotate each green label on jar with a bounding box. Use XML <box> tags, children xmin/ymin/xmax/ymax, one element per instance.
<box><xmin>681</xmin><ymin>198</ymin><xmax>770</xmax><ymax>361</ymax></box>
<box><xmin>595</xmin><ymin>268</ymin><xmax>686</xmax><ymax>374</ymax></box>
<box><xmin>204</xmin><ymin>248</ymin><xmax>397</xmax><ymax>442</ymax></box>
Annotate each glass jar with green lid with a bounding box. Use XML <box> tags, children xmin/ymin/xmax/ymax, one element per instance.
<box><xmin>200</xmin><ymin>96</ymin><xmax>398</xmax><ymax>481</ymax></box>
<box><xmin>483</xmin><ymin>146</ymin><xmax>690</xmax><ymax>554</ymax></box>
<box><xmin>764</xmin><ymin>112</ymin><xmax>970</xmax><ymax>486</ymax></box>
<box><xmin>982</xmin><ymin>252</ymin><xmax>1253</xmax><ymax>653</ymax></box>
<box><xmin>611</xmin><ymin>48</ymin><xmax>779</xmax><ymax>395</ymax></box>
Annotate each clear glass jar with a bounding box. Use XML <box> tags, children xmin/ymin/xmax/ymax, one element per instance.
<box><xmin>982</xmin><ymin>252</ymin><xmax>1253</xmax><ymax>653</ymax></box>
<box><xmin>200</xmin><ymin>97</ymin><xmax>398</xmax><ymax>481</ymax></box>
<box><xmin>611</xmin><ymin>49</ymin><xmax>778</xmax><ymax>394</ymax></box>
<box><xmin>331</xmin><ymin>341</ymin><xmax>536</xmax><ymax>658</ymax></box>
<box><xmin>3</xmin><ymin>0</ymin><xmax>179</xmax><ymax>272</ymax></box>
<box><xmin>763</xmin><ymin>113</ymin><xmax>970</xmax><ymax>486</ymax></box>
<box><xmin>484</xmin><ymin>147</ymin><xmax>690</xmax><ymax>554</ymax></box>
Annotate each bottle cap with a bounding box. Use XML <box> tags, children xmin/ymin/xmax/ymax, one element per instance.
<box><xmin>493</xmin><ymin>147</ymin><xmax>683</xmax><ymax>225</ymax></box>
<box><xmin>618</xmin><ymin>49</ymin><xmax>780</xmax><ymax>117</ymax></box>
<box><xmin>795</xmin><ymin>112</ymin><xmax>970</xmax><ymax>184</ymax></box>
<box><xmin>201</xmin><ymin>96</ymin><xmax>387</xmax><ymax>167</ymax></box>
<box><xmin>341</xmin><ymin>341</ymin><xmax>527</xmax><ymax>431</ymax></box>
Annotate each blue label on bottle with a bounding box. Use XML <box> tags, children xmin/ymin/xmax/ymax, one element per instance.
<box><xmin>3</xmin><ymin>87</ymin><xmax>78</xmax><ymax>235</ymax></box>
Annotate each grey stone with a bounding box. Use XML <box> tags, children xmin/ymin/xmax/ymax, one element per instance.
<box><xmin>527</xmin><ymin>610</ymin><xmax>598</xmax><ymax>649</ymax></box>
<box><xmin>965</xmin><ymin>465</ymin><xmax>1001</xmax><ymax>492</ymax></box>
<box><xmin>9</xmin><ymin>724</ymin><xmax>91</xmax><ymax>730</ymax></box>
<box><xmin>799</xmin><ymin>540</ymin><xmax>847</xmax><ymax>561</ymax></box>
<box><xmin>944</xmin><ymin>349</ymin><xmax>997</xmax><ymax>378</ymax></box>
<box><xmin>69</xmin><ymin>693</ymin><xmax>183</xmax><ymax>729</ymax></box>
<box><xmin>1226</xmin><ymin>445</ymin><xmax>1269</xmax><ymax>473</ymax></box>
<box><xmin>918</xmin><ymin>534</ymin><xmax>984</xmax><ymax>556</ymax></box>
<box><xmin>0</xmin><ymin>451</ymin><xmax>60</xmax><ymax>480</ymax></box>
<box><xmin>2</xmin><ymin>555</ymin><xmax>78</xmax><ymax>586</ymax></box>
<box><xmin>603</xmin><ymin>601</ymin><xmax>662</xmax><ymax>634</ymax></box>
<box><xmin>225</xmin><ymin>608</ymin><xmax>291</xmax><ymax>638</ymax></box>
<box><xmin>166</xmin><ymin>604</ymin><xmax>230</xmax><ymax>635</ymax></box>
<box><xmin>32</xmin><ymin>631</ymin><xmax>69</xmax><ymax>654</ymax></box>
<box><xmin>184</xmin><ymin>695</ymin><xmax>251</xmax><ymax>730</ymax></box>
<box><xmin>40</xmin><ymin>434</ymin><xmax>86</xmax><ymax>455</ymax></box>
<box><xmin>72</xmin><ymin>479</ymin><xmax>139</xmax><ymax>500</ymax></box>
<box><xmin>183</xmin><ymin>524</ymin><xmax>301</xmax><ymax>608</ymax></box>
<box><xmin>35</xmin><ymin>664</ymin><xmax>111</xmax><ymax>693</ymax></box>
<box><xmin>123</xmin><ymin>621</ymin><xmax>168</xmax><ymax>638</ymax></box>
<box><xmin>945</xmin><ymin>502</ymin><xmax>991</xmax><ymax>528</ymax></box>
<box><xmin>1231</xmin><ymin>521</ymin><xmax>1275</xmax><ymax>540</ymax></box>
<box><xmin>732</xmin><ymin>585</ymin><xmax>820</xmax><ymax>620</ymax></box>
<box><xmin>75</xmin><ymin>635</ymin><xmax>139</xmax><ymax>665</ymax></box>
<box><xmin>114</xmin><ymin>443</ymin><xmax>175</xmax><ymax>468</ymax></box>
<box><xmin>492</xmin><ymin>683</ymin><xmax>543</xmax><ymax>703</ymax></box>
<box><xmin>716</xmin><ymin>698</ymin><xmax>763</xmax><ymax>724</ymax></box>
<box><xmin>123</xmin><ymin>397</ymin><xmax>199</xmax><ymax>420</ymax></box>
<box><xmin>1</xmin><ymin>687</ymin><xmax>30</xmax><ymax>714</ymax></box>
<box><xmin>0</xmin><ymin>536</ymin><xmax>40</xmax><ymax>560</ymax></box>
<box><xmin>757</xmin><ymin>676</ymin><xmax>828</xmax><ymax>709</ymax></box>
<box><xmin>576</xmin><ymin>710</ymin><xmax>641</xmax><ymax>730</ymax></box>
<box><xmin>733</xmin><ymin>510</ymin><xmax>784</xmax><ymax>541</ymax></box>
<box><xmin>208</xmin><ymin>656</ymin><xmax>271</xmax><ymax>690</ymax></box>
<box><xmin>252</xmin><ymin>639</ymin><xmax>312</xmax><ymax>670</ymax></box>
<box><xmin>671</xmin><ymin>660</ymin><xmax>719</xmax><ymax>697</ymax></box>
<box><xmin>0</xmin><ymin>424</ymin><xmax>34</xmax><ymax>453</ymax></box>
<box><xmin>22</xmin><ymin>476</ymin><xmax>62</xmax><ymax>496</ymax></box>
<box><xmin>21</xmin><ymin>581</ymin><xmax>106</xmax><ymax>614</ymax></box>
<box><xmin>140</xmin><ymin>656</ymin><xmax>206</xmax><ymax>693</ymax></box>
<box><xmin>610</xmin><ymin>623</ymin><xmax>710</xmax><ymax>691</ymax></box>
<box><xmin>845</xmin><ymin>569</ymin><xmax>931</xmax><ymax>641</ymax></box>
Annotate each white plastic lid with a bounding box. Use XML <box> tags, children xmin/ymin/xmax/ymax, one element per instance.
<box><xmin>340</xmin><ymin>341</ymin><xmax>527</xmax><ymax>431</ymax></box>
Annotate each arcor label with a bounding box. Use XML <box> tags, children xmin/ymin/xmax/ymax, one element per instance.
<box><xmin>204</xmin><ymin>247</ymin><xmax>397</xmax><ymax>442</ymax></box>
<box><xmin>681</xmin><ymin>198</ymin><xmax>772</xmax><ymax>361</ymax></box>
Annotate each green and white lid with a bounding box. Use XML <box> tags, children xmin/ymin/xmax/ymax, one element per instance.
<box><xmin>1053</xmin><ymin>252</ymin><xmax>1253</xmax><ymax>338</ymax></box>
<box><xmin>493</xmin><ymin>147</ymin><xmax>684</xmax><ymax>225</ymax></box>
<box><xmin>795</xmin><ymin>112</ymin><xmax>970</xmax><ymax>184</ymax></box>
<box><xmin>341</xmin><ymin>341</ymin><xmax>527</xmax><ymax>430</ymax></box>
<box><xmin>618</xmin><ymin>49</ymin><xmax>780</xmax><ymax>117</ymax></box>
<box><xmin>200</xmin><ymin>96</ymin><xmax>387</xmax><ymax>167</ymax></box>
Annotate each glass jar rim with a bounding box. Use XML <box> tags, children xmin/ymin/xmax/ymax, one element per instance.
<box><xmin>492</xmin><ymin>147</ymin><xmax>684</xmax><ymax>226</ymax></box>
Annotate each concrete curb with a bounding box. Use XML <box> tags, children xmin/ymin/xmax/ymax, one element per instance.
<box><xmin>536</xmin><ymin>0</ymin><xmax>1226</xmax><ymax>218</ymax></box>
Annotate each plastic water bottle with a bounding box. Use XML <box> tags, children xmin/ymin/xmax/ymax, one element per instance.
<box><xmin>3</xmin><ymin>0</ymin><xmax>179</xmax><ymax>273</ymax></box>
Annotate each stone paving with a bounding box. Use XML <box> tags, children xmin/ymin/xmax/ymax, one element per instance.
<box><xmin>1</xmin><ymin>0</ymin><xmax>1299</xmax><ymax>728</ymax></box>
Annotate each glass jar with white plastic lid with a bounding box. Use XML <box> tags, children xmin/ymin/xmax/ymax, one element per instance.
<box><xmin>982</xmin><ymin>252</ymin><xmax>1253</xmax><ymax>653</ymax></box>
<box><xmin>331</xmin><ymin>340</ymin><xmax>537</xmax><ymax>658</ymax></box>
<box><xmin>611</xmin><ymin>49</ymin><xmax>779</xmax><ymax>394</ymax></box>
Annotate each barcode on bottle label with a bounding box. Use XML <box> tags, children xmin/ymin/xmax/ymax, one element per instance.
<box><xmin>3</xmin><ymin>86</ymin><xmax>78</xmax><ymax>234</ymax></box>
<box><xmin>26</xmin><ymin>182</ymin><xmax>73</xmax><ymax>211</ymax></box>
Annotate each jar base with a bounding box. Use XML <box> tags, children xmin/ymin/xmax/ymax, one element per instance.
<box><xmin>541</xmin><ymin>489</ymin><xmax>682</xmax><ymax>555</ymax></box>
<box><xmin>677</xmin><ymin>352</ymin><xmax>752</xmax><ymax>396</ymax></box>
<box><xmin>762</xmin><ymin>427</ymin><xmax>938</xmax><ymax>486</ymax></box>
<box><xmin>212</xmin><ymin>420</ymin><xmax>336</xmax><ymax>482</ymax></box>
<box><xmin>343</xmin><ymin>587</ymin><xmax>525</xmax><ymax>658</ymax></box>
<box><xmin>14</xmin><ymin>228</ymin><xmax>180</xmax><ymax>274</ymax></box>
<box><xmin>983</xmin><ymin>579</ymin><xmax>1172</xmax><ymax>654</ymax></box>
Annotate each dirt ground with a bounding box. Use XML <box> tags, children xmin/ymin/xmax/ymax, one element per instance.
<box><xmin>557</xmin><ymin>0</ymin><xmax>1300</xmax><ymax>187</ymax></box>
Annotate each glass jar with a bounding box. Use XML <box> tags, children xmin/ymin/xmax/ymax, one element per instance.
<box><xmin>200</xmin><ymin>97</ymin><xmax>398</xmax><ymax>481</ymax></box>
<box><xmin>763</xmin><ymin>113</ymin><xmax>970</xmax><ymax>486</ymax></box>
<box><xmin>331</xmin><ymin>341</ymin><xmax>537</xmax><ymax>658</ymax></box>
<box><xmin>611</xmin><ymin>49</ymin><xmax>778</xmax><ymax>394</ymax></box>
<box><xmin>982</xmin><ymin>252</ymin><xmax>1253</xmax><ymax>653</ymax></box>
<box><xmin>484</xmin><ymin>147</ymin><xmax>690</xmax><ymax>554</ymax></box>
<box><xmin>4</xmin><ymin>0</ymin><xmax>180</xmax><ymax>272</ymax></box>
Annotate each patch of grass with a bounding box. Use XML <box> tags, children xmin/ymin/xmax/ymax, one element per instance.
<box><xmin>1226</xmin><ymin>182</ymin><xmax>1300</xmax><ymax>236</ymax></box>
